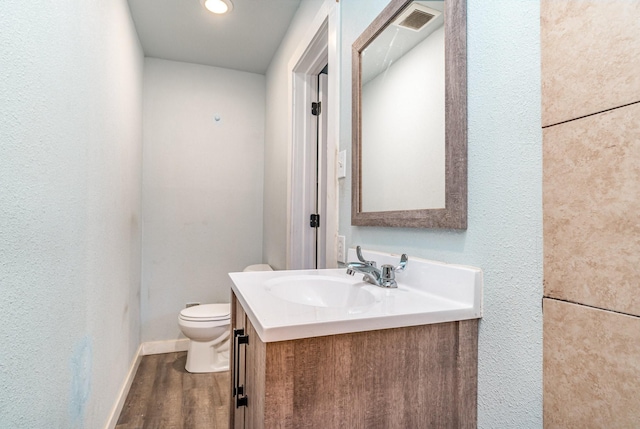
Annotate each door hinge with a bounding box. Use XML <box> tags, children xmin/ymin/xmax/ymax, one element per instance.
<box><xmin>310</xmin><ymin>213</ymin><xmax>320</xmax><ymax>228</ymax></box>
<box><xmin>311</xmin><ymin>101</ymin><xmax>321</xmax><ymax>116</ymax></box>
<box><xmin>236</xmin><ymin>395</ymin><xmax>248</xmax><ymax>408</ymax></box>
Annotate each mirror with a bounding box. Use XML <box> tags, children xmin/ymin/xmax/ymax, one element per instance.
<box><xmin>351</xmin><ymin>0</ymin><xmax>467</xmax><ymax>229</ymax></box>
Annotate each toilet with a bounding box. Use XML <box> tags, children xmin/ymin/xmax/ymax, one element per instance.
<box><xmin>178</xmin><ymin>303</ymin><xmax>231</xmax><ymax>373</ymax></box>
<box><xmin>177</xmin><ymin>263</ymin><xmax>273</xmax><ymax>373</ymax></box>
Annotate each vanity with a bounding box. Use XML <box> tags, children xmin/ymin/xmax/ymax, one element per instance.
<box><xmin>228</xmin><ymin>249</ymin><xmax>482</xmax><ymax>428</ymax></box>
<box><xmin>228</xmin><ymin>0</ymin><xmax>475</xmax><ymax>422</ymax></box>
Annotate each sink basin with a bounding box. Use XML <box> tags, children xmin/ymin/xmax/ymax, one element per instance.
<box><xmin>229</xmin><ymin>248</ymin><xmax>482</xmax><ymax>342</ymax></box>
<box><xmin>264</xmin><ymin>275</ymin><xmax>376</xmax><ymax>308</ymax></box>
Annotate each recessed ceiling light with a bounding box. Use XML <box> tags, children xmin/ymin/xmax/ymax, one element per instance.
<box><xmin>202</xmin><ymin>0</ymin><xmax>233</xmax><ymax>14</ymax></box>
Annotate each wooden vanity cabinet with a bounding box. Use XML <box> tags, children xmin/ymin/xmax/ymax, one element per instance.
<box><xmin>230</xmin><ymin>291</ymin><xmax>478</xmax><ymax>429</ymax></box>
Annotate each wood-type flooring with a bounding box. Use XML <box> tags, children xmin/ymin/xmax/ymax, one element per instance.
<box><xmin>116</xmin><ymin>352</ymin><xmax>229</xmax><ymax>429</ymax></box>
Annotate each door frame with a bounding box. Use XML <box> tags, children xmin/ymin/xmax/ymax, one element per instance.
<box><xmin>286</xmin><ymin>1</ymin><xmax>340</xmax><ymax>270</ymax></box>
<box><xmin>316</xmin><ymin>72</ymin><xmax>329</xmax><ymax>269</ymax></box>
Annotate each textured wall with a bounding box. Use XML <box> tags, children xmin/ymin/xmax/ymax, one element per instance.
<box><xmin>142</xmin><ymin>58</ymin><xmax>265</xmax><ymax>341</ymax></box>
<box><xmin>339</xmin><ymin>0</ymin><xmax>542</xmax><ymax>427</ymax></box>
<box><xmin>262</xmin><ymin>0</ymin><xmax>326</xmax><ymax>270</ymax></box>
<box><xmin>0</xmin><ymin>1</ymin><xmax>143</xmax><ymax>427</ymax></box>
<box><xmin>542</xmin><ymin>0</ymin><xmax>640</xmax><ymax>425</ymax></box>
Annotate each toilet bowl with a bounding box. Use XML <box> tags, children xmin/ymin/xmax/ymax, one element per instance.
<box><xmin>178</xmin><ymin>303</ymin><xmax>231</xmax><ymax>373</ymax></box>
<box><xmin>178</xmin><ymin>264</ymin><xmax>273</xmax><ymax>373</ymax></box>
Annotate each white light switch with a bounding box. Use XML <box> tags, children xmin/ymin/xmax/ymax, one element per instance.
<box><xmin>337</xmin><ymin>150</ymin><xmax>346</xmax><ymax>179</ymax></box>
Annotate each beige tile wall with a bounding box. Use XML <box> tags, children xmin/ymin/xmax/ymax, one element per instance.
<box><xmin>542</xmin><ymin>0</ymin><xmax>640</xmax><ymax>426</ymax></box>
<box><xmin>541</xmin><ymin>0</ymin><xmax>640</xmax><ymax>127</ymax></box>
<box><xmin>544</xmin><ymin>104</ymin><xmax>640</xmax><ymax>316</ymax></box>
<box><xmin>544</xmin><ymin>299</ymin><xmax>640</xmax><ymax>427</ymax></box>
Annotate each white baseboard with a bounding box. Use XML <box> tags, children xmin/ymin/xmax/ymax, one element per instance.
<box><xmin>141</xmin><ymin>338</ymin><xmax>189</xmax><ymax>355</ymax></box>
<box><xmin>104</xmin><ymin>344</ymin><xmax>143</xmax><ymax>429</ymax></box>
<box><xmin>103</xmin><ymin>339</ymin><xmax>190</xmax><ymax>429</ymax></box>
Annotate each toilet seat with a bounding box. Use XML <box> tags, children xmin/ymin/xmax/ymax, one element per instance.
<box><xmin>179</xmin><ymin>303</ymin><xmax>230</xmax><ymax>322</ymax></box>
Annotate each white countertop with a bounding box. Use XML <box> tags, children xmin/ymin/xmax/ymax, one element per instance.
<box><xmin>229</xmin><ymin>249</ymin><xmax>482</xmax><ymax>343</ymax></box>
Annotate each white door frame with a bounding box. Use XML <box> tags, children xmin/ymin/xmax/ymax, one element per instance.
<box><xmin>286</xmin><ymin>1</ymin><xmax>340</xmax><ymax>270</ymax></box>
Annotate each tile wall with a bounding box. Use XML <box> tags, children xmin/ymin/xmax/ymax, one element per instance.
<box><xmin>542</xmin><ymin>1</ymin><xmax>640</xmax><ymax>426</ymax></box>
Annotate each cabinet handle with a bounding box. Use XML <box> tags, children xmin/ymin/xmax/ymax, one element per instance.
<box><xmin>233</xmin><ymin>328</ymin><xmax>249</xmax><ymax>408</ymax></box>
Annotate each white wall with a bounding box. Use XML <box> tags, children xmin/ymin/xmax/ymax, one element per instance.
<box><xmin>262</xmin><ymin>0</ymin><xmax>326</xmax><ymax>270</ymax></box>
<box><xmin>142</xmin><ymin>58</ymin><xmax>265</xmax><ymax>341</ymax></box>
<box><xmin>0</xmin><ymin>1</ymin><xmax>143</xmax><ymax>427</ymax></box>
<box><xmin>340</xmin><ymin>0</ymin><xmax>542</xmax><ymax>427</ymax></box>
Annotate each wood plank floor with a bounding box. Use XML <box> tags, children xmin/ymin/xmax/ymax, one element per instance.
<box><xmin>116</xmin><ymin>352</ymin><xmax>229</xmax><ymax>429</ymax></box>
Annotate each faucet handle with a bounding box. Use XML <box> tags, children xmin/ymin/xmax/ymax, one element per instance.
<box><xmin>355</xmin><ymin>245</ymin><xmax>376</xmax><ymax>268</ymax></box>
<box><xmin>395</xmin><ymin>254</ymin><xmax>408</xmax><ymax>272</ymax></box>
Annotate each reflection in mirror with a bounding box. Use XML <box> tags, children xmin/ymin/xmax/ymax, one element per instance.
<box><xmin>361</xmin><ymin>2</ymin><xmax>445</xmax><ymax>212</ymax></box>
<box><xmin>352</xmin><ymin>0</ymin><xmax>467</xmax><ymax>229</ymax></box>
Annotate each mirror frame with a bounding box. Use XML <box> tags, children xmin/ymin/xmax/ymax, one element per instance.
<box><xmin>351</xmin><ymin>0</ymin><xmax>467</xmax><ymax>229</ymax></box>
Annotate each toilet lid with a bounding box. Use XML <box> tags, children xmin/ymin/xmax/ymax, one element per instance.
<box><xmin>180</xmin><ymin>303</ymin><xmax>230</xmax><ymax>321</ymax></box>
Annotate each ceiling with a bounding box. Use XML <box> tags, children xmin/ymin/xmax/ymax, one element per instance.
<box><xmin>127</xmin><ymin>0</ymin><xmax>302</xmax><ymax>74</ymax></box>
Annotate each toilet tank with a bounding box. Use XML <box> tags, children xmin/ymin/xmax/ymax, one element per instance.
<box><xmin>243</xmin><ymin>264</ymin><xmax>273</xmax><ymax>272</ymax></box>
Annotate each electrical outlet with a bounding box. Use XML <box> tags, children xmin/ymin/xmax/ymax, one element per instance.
<box><xmin>337</xmin><ymin>235</ymin><xmax>346</xmax><ymax>264</ymax></box>
<box><xmin>186</xmin><ymin>302</ymin><xmax>200</xmax><ymax>308</ymax></box>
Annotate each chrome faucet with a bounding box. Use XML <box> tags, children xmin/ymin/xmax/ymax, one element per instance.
<box><xmin>346</xmin><ymin>246</ymin><xmax>408</xmax><ymax>288</ymax></box>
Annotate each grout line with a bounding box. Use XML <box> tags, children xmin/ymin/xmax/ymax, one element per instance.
<box><xmin>544</xmin><ymin>296</ymin><xmax>640</xmax><ymax>319</ymax></box>
<box><xmin>542</xmin><ymin>100</ymin><xmax>640</xmax><ymax>129</ymax></box>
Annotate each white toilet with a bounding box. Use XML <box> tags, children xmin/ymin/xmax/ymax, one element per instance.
<box><xmin>178</xmin><ymin>303</ymin><xmax>230</xmax><ymax>373</ymax></box>
<box><xmin>178</xmin><ymin>264</ymin><xmax>272</xmax><ymax>373</ymax></box>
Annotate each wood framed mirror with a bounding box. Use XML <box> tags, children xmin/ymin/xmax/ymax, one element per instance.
<box><xmin>351</xmin><ymin>0</ymin><xmax>467</xmax><ymax>229</ymax></box>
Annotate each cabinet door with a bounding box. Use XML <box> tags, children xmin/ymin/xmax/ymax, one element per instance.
<box><xmin>244</xmin><ymin>316</ymin><xmax>267</xmax><ymax>428</ymax></box>
<box><xmin>230</xmin><ymin>293</ymin><xmax>247</xmax><ymax>429</ymax></box>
